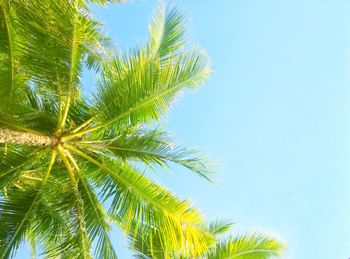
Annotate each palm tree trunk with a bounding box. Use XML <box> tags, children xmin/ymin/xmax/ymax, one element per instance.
<box><xmin>0</xmin><ymin>128</ymin><xmax>57</xmax><ymax>146</ymax></box>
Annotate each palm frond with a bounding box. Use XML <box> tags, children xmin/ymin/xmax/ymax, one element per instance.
<box><xmin>11</xmin><ymin>0</ymin><xmax>84</xmax><ymax>90</ymax></box>
<box><xmin>77</xmin><ymin>46</ymin><xmax>210</xmax><ymax>137</ymax></box>
<box><xmin>65</xmin><ymin>144</ymin><xmax>214</xmax><ymax>257</ymax></box>
<box><xmin>78</xmin><ymin>177</ymin><xmax>117</xmax><ymax>259</ymax></box>
<box><xmin>0</xmin><ymin>188</ymin><xmax>40</xmax><ymax>259</ymax></box>
<box><xmin>0</xmin><ymin>1</ymin><xmax>15</xmax><ymax>109</ymax></box>
<box><xmin>34</xmin><ymin>166</ymin><xmax>88</xmax><ymax>258</ymax></box>
<box><xmin>57</xmin><ymin>145</ymin><xmax>91</xmax><ymax>258</ymax></box>
<box><xmin>148</xmin><ymin>3</ymin><xmax>187</xmax><ymax>59</ymax></box>
<box><xmin>0</xmin><ymin>145</ymin><xmax>45</xmax><ymax>189</ymax></box>
<box><xmin>127</xmin><ymin>222</ymin><xmax>169</xmax><ymax>259</ymax></box>
<box><xmin>66</xmin><ymin>150</ymin><xmax>118</xmax><ymax>259</ymax></box>
<box><xmin>206</xmin><ymin>232</ymin><xmax>286</xmax><ymax>259</ymax></box>
<box><xmin>63</xmin><ymin>10</ymin><xmax>210</xmax><ymax>140</ymax></box>
<box><xmin>4</xmin><ymin>0</ymin><xmax>108</xmax><ymax>134</ymax></box>
<box><xmin>0</xmin><ymin>1</ymin><xmax>28</xmax><ymax>112</ymax></box>
<box><xmin>0</xmin><ymin>87</ymin><xmax>59</xmax><ymax>135</ymax></box>
<box><xmin>208</xmin><ymin>219</ymin><xmax>234</xmax><ymax>236</ymax></box>
<box><xmin>0</xmin><ymin>151</ymin><xmax>56</xmax><ymax>259</ymax></box>
<box><xmin>83</xmin><ymin>126</ymin><xmax>214</xmax><ymax>181</ymax></box>
<box><xmin>31</xmin><ymin>196</ymin><xmax>75</xmax><ymax>257</ymax></box>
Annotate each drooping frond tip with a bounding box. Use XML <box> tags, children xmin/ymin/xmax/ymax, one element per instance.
<box><xmin>206</xmin><ymin>231</ymin><xmax>286</xmax><ymax>259</ymax></box>
<box><xmin>149</xmin><ymin>2</ymin><xmax>187</xmax><ymax>59</ymax></box>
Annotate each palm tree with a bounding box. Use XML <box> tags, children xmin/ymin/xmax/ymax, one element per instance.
<box><xmin>0</xmin><ymin>0</ymin><xmax>285</xmax><ymax>258</ymax></box>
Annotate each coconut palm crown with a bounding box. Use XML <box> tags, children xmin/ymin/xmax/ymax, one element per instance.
<box><xmin>0</xmin><ymin>0</ymin><xmax>285</xmax><ymax>258</ymax></box>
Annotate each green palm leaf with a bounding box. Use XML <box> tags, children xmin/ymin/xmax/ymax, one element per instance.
<box><xmin>78</xmin><ymin>178</ymin><xmax>117</xmax><ymax>259</ymax></box>
<box><xmin>0</xmin><ymin>1</ymin><xmax>15</xmax><ymax>108</ymax></box>
<box><xmin>0</xmin><ymin>151</ymin><xmax>56</xmax><ymax>258</ymax></box>
<box><xmin>63</xmin><ymin>8</ymin><xmax>210</xmax><ymax>140</ymax></box>
<box><xmin>206</xmin><ymin>233</ymin><xmax>285</xmax><ymax>259</ymax></box>
<box><xmin>148</xmin><ymin>4</ymin><xmax>187</xmax><ymax>59</ymax></box>
<box><xmin>65</xmin><ymin>143</ymin><xmax>214</xmax><ymax>257</ymax></box>
<box><xmin>0</xmin><ymin>88</ymin><xmax>58</xmax><ymax>135</ymax></box>
<box><xmin>0</xmin><ymin>145</ymin><xmax>45</xmax><ymax>189</ymax></box>
<box><xmin>66</xmin><ymin>151</ymin><xmax>118</xmax><ymax>259</ymax></box>
<box><xmin>208</xmin><ymin>219</ymin><xmax>234</xmax><ymax>236</ymax></box>
<box><xmin>82</xmin><ymin>126</ymin><xmax>214</xmax><ymax>180</ymax></box>
<box><xmin>72</xmin><ymin>46</ymin><xmax>210</xmax><ymax>138</ymax></box>
<box><xmin>34</xmin><ymin>166</ymin><xmax>91</xmax><ymax>258</ymax></box>
<box><xmin>7</xmin><ymin>0</ymin><xmax>107</xmax><ymax>134</ymax></box>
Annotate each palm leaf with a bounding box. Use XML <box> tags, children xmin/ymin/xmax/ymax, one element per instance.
<box><xmin>208</xmin><ymin>219</ymin><xmax>234</xmax><ymax>236</ymax></box>
<box><xmin>0</xmin><ymin>1</ymin><xmax>15</xmax><ymax>108</ymax></box>
<box><xmin>0</xmin><ymin>151</ymin><xmax>56</xmax><ymax>258</ymax></box>
<box><xmin>0</xmin><ymin>0</ymin><xmax>28</xmax><ymax>112</ymax></box>
<box><xmin>78</xmin><ymin>178</ymin><xmax>117</xmax><ymax>259</ymax></box>
<box><xmin>66</xmin><ymin>151</ymin><xmax>118</xmax><ymax>259</ymax></box>
<box><xmin>206</xmin><ymin>233</ymin><xmax>285</xmax><ymax>259</ymax></box>
<box><xmin>148</xmin><ymin>3</ymin><xmax>187</xmax><ymax>59</ymax></box>
<box><xmin>34</xmin><ymin>166</ymin><xmax>88</xmax><ymax>258</ymax></box>
<box><xmin>65</xmin><ymin>144</ymin><xmax>214</xmax><ymax>257</ymax></box>
<box><xmin>82</xmin><ymin>126</ymin><xmax>214</xmax><ymax>181</ymax></box>
<box><xmin>57</xmin><ymin>145</ymin><xmax>91</xmax><ymax>258</ymax></box>
<box><xmin>87</xmin><ymin>46</ymin><xmax>210</xmax><ymax>134</ymax></box>
<box><xmin>0</xmin><ymin>145</ymin><xmax>45</xmax><ymax>189</ymax></box>
<box><xmin>0</xmin><ymin>87</ymin><xmax>58</xmax><ymax>135</ymax></box>
<box><xmin>63</xmin><ymin>8</ymin><xmax>210</xmax><ymax>140</ymax></box>
<box><xmin>7</xmin><ymin>0</ymin><xmax>108</xmax><ymax>134</ymax></box>
<box><xmin>128</xmin><ymin>222</ymin><xmax>170</xmax><ymax>259</ymax></box>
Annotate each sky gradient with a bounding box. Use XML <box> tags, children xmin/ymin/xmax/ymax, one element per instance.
<box><xmin>17</xmin><ymin>0</ymin><xmax>350</xmax><ymax>258</ymax></box>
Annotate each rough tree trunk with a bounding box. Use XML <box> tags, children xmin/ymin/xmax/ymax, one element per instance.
<box><xmin>0</xmin><ymin>128</ymin><xmax>57</xmax><ymax>146</ymax></box>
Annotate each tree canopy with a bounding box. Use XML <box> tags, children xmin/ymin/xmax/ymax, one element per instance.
<box><xmin>0</xmin><ymin>0</ymin><xmax>285</xmax><ymax>258</ymax></box>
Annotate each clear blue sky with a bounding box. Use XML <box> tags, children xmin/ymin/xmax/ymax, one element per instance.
<box><xmin>17</xmin><ymin>0</ymin><xmax>350</xmax><ymax>258</ymax></box>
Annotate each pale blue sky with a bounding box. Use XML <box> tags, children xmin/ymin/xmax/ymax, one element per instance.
<box><xmin>17</xmin><ymin>1</ymin><xmax>350</xmax><ymax>258</ymax></box>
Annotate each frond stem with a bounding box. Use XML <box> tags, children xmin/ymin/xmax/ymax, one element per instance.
<box><xmin>56</xmin><ymin>145</ymin><xmax>77</xmax><ymax>188</ymax></box>
<box><xmin>65</xmin><ymin>150</ymin><xmax>113</xmax><ymax>250</ymax></box>
<box><xmin>56</xmin><ymin>0</ymin><xmax>78</xmax><ymax>135</ymax></box>
<box><xmin>57</xmin><ymin>145</ymin><xmax>91</xmax><ymax>258</ymax></box>
<box><xmin>70</xmin><ymin>116</ymin><xmax>96</xmax><ymax>134</ymax></box>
